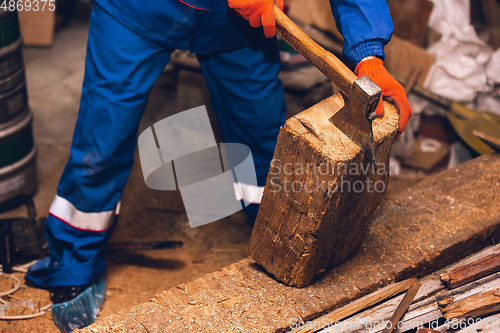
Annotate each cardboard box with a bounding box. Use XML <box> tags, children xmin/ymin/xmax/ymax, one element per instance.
<box><xmin>18</xmin><ymin>10</ymin><xmax>55</xmax><ymax>46</ymax></box>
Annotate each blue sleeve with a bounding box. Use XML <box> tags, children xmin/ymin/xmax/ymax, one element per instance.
<box><xmin>329</xmin><ymin>0</ymin><xmax>394</xmax><ymax>65</ymax></box>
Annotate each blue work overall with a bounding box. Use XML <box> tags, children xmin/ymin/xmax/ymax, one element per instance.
<box><xmin>26</xmin><ymin>0</ymin><xmax>393</xmax><ymax>288</ymax></box>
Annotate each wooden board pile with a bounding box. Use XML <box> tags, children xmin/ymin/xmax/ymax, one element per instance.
<box><xmin>313</xmin><ymin>243</ymin><xmax>500</xmax><ymax>333</ymax></box>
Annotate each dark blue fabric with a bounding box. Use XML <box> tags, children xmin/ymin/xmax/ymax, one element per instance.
<box><xmin>330</xmin><ymin>0</ymin><xmax>393</xmax><ymax>64</ymax></box>
<box><xmin>58</xmin><ymin>3</ymin><xmax>173</xmax><ymax>213</ymax></box>
<box><xmin>95</xmin><ymin>0</ymin><xmax>268</xmax><ymax>54</ymax></box>
<box><xmin>197</xmin><ymin>38</ymin><xmax>285</xmax><ymax>222</ymax></box>
<box><xmin>25</xmin><ymin>215</ymin><xmax>116</xmax><ymax>288</ymax></box>
<box><xmin>197</xmin><ymin>37</ymin><xmax>286</xmax><ymax>187</ymax></box>
<box><xmin>96</xmin><ymin>0</ymin><xmax>394</xmax><ymax>62</ymax></box>
<box><xmin>26</xmin><ymin>3</ymin><xmax>284</xmax><ymax>288</ymax></box>
<box><xmin>26</xmin><ymin>0</ymin><xmax>393</xmax><ymax>289</ymax></box>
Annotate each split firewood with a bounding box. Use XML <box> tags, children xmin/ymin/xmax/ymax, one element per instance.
<box><xmin>443</xmin><ymin>286</ymin><xmax>500</xmax><ymax>321</ymax></box>
<box><xmin>441</xmin><ymin>252</ymin><xmax>500</xmax><ymax>289</ymax></box>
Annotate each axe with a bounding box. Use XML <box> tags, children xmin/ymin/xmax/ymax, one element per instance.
<box><xmin>274</xmin><ymin>5</ymin><xmax>381</xmax><ymax>161</ymax></box>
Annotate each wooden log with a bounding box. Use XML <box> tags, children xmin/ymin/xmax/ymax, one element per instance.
<box><xmin>443</xmin><ymin>286</ymin><xmax>500</xmax><ymax>321</ymax></box>
<box><xmin>247</xmin><ymin>96</ymin><xmax>399</xmax><ymax>287</ymax></box>
<box><xmin>77</xmin><ymin>154</ymin><xmax>500</xmax><ymax>333</ymax></box>
<box><xmin>441</xmin><ymin>251</ymin><xmax>500</xmax><ymax>290</ymax></box>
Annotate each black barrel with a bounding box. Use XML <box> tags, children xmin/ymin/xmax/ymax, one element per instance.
<box><xmin>0</xmin><ymin>112</ymin><xmax>37</xmax><ymax>202</ymax></box>
<box><xmin>0</xmin><ymin>10</ymin><xmax>21</xmax><ymax>49</ymax></box>
<box><xmin>0</xmin><ymin>36</ymin><xmax>27</xmax><ymax>124</ymax></box>
<box><xmin>0</xmin><ymin>10</ymin><xmax>37</xmax><ymax>201</ymax></box>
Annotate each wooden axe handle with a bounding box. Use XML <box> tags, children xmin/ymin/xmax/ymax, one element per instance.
<box><xmin>274</xmin><ymin>5</ymin><xmax>357</xmax><ymax>96</ymax></box>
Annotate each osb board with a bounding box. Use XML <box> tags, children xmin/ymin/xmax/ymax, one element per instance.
<box><xmin>18</xmin><ymin>10</ymin><xmax>55</xmax><ymax>46</ymax></box>
<box><xmin>384</xmin><ymin>35</ymin><xmax>435</xmax><ymax>86</ymax></box>
<box><xmin>77</xmin><ymin>154</ymin><xmax>500</xmax><ymax>333</ymax></box>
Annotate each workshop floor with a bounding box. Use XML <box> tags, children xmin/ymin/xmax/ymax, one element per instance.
<box><xmin>0</xmin><ymin>20</ymin><xmax>424</xmax><ymax>332</ymax></box>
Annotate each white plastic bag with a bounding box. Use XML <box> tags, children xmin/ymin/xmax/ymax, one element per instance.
<box><xmin>424</xmin><ymin>0</ymin><xmax>492</xmax><ymax>102</ymax></box>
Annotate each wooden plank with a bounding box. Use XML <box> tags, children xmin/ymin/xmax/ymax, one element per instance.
<box><xmin>446</xmin><ymin>313</ymin><xmax>500</xmax><ymax>332</ymax></box>
<box><xmin>287</xmin><ymin>0</ymin><xmax>344</xmax><ymax>42</ymax></box>
<box><xmin>417</xmin><ymin>329</ymin><xmax>440</xmax><ymax>333</ymax></box>
<box><xmin>247</xmin><ymin>95</ymin><xmax>399</xmax><ymax>287</ymax></box>
<box><xmin>329</xmin><ymin>263</ymin><xmax>500</xmax><ymax>333</ymax></box>
<box><xmin>294</xmin><ymin>278</ymin><xmax>418</xmax><ymax>333</ymax></box>
<box><xmin>382</xmin><ymin>283</ymin><xmax>421</xmax><ymax>333</ymax></box>
<box><xmin>481</xmin><ymin>0</ymin><xmax>500</xmax><ymax>27</ymax></box>
<box><xmin>481</xmin><ymin>0</ymin><xmax>500</xmax><ymax>48</ymax></box>
<box><xmin>441</xmin><ymin>252</ymin><xmax>500</xmax><ymax>290</ymax></box>
<box><xmin>18</xmin><ymin>10</ymin><xmax>55</xmax><ymax>46</ymax></box>
<box><xmin>327</xmin><ymin>245</ymin><xmax>500</xmax><ymax>333</ymax></box>
<box><xmin>384</xmin><ymin>36</ymin><xmax>435</xmax><ymax>86</ymax></box>
<box><xmin>443</xmin><ymin>286</ymin><xmax>500</xmax><ymax>321</ymax></box>
<box><xmin>388</xmin><ymin>0</ymin><xmax>434</xmax><ymax>47</ymax></box>
<box><xmin>77</xmin><ymin>154</ymin><xmax>500</xmax><ymax>333</ymax></box>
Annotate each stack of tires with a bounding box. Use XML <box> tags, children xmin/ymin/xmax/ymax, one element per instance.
<box><xmin>0</xmin><ymin>10</ymin><xmax>37</xmax><ymax>203</ymax></box>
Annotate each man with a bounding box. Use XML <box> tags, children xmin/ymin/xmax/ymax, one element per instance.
<box><xmin>25</xmin><ymin>0</ymin><xmax>411</xmax><ymax>331</ymax></box>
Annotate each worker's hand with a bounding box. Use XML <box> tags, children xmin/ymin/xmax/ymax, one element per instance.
<box><xmin>228</xmin><ymin>0</ymin><xmax>284</xmax><ymax>38</ymax></box>
<box><xmin>355</xmin><ymin>57</ymin><xmax>412</xmax><ymax>138</ymax></box>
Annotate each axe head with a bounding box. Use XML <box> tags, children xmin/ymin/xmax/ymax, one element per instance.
<box><xmin>329</xmin><ymin>76</ymin><xmax>381</xmax><ymax>162</ymax></box>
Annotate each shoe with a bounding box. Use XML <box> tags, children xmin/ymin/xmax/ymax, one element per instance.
<box><xmin>50</xmin><ymin>273</ymin><xmax>106</xmax><ymax>333</ymax></box>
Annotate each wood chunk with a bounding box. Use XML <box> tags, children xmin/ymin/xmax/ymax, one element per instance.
<box><xmin>248</xmin><ymin>95</ymin><xmax>399</xmax><ymax>287</ymax></box>
<box><xmin>77</xmin><ymin>154</ymin><xmax>500</xmax><ymax>333</ymax></box>
<box><xmin>443</xmin><ymin>286</ymin><xmax>500</xmax><ymax>321</ymax></box>
<box><xmin>441</xmin><ymin>252</ymin><xmax>500</xmax><ymax>290</ymax></box>
<box><xmin>401</xmin><ymin>136</ymin><xmax>450</xmax><ymax>172</ymax></box>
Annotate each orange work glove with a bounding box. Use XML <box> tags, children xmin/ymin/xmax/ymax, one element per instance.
<box><xmin>228</xmin><ymin>0</ymin><xmax>284</xmax><ymax>38</ymax></box>
<box><xmin>355</xmin><ymin>57</ymin><xmax>412</xmax><ymax>138</ymax></box>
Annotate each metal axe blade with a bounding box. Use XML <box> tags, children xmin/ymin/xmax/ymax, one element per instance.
<box><xmin>329</xmin><ymin>76</ymin><xmax>381</xmax><ymax>162</ymax></box>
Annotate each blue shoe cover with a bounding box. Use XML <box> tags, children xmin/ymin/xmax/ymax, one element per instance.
<box><xmin>51</xmin><ymin>274</ymin><xmax>106</xmax><ymax>333</ymax></box>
